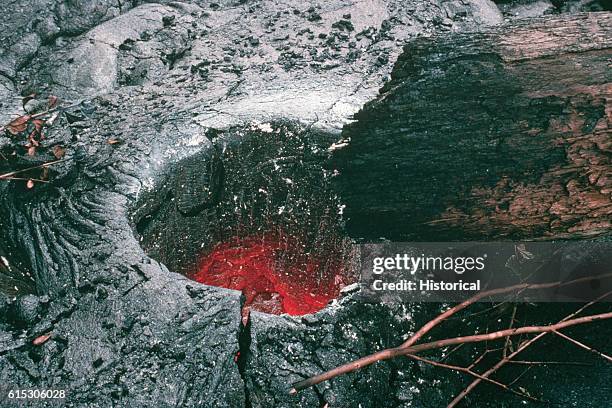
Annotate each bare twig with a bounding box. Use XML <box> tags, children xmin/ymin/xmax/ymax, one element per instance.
<box><xmin>0</xmin><ymin>100</ymin><xmax>84</xmax><ymax>133</ymax></box>
<box><xmin>0</xmin><ymin>158</ymin><xmax>69</xmax><ymax>180</ymax></box>
<box><xmin>448</xmin><ymin>302</ymin><xmax>508</xmax><ymax>321</ymax></box>
<box><xmin>467</xmin><ymin>347</ymin><xmax>503</xmax><ymax>370</ymax></box>
<box><xmin>1</xmin><ymin>177</ymin><xmax>49</xmax><ymax>183</ymax></box>
<box><xmin>448</xmin><ymin>290</ymin><xmax>612</xmax><ymax>407</ymax></box>
<box><xmin>439</xmin><ymin>343</ymin><xmax>465</xmax><ymax>362</ymax></box>
<box><xmin>400</xmin><ymin>273</ymin><xmax>612</xmax><ymax>349</ymax></box>
<box><xmin>290</xmin><ymin>311</ymin><xmax>612</xmax><ymax>393</ymax></box>
<box><xmin>506</xmin><ymin>365</ymin><xmax>533</xmax><ymax>388</ymax></box>
<box><xmin>404</xmin><ymin>354</ymin><xmax>542</xmax><ymax>403</ymax></box>
<box><xmin>508</xmin><ymin>360</ymin><xmax>591</xmax><ymax>366</ymax></box>
<box><xmin>503</xmin><ymin>304</ymin><xmax>518</xmax><ymax>357</ymax></box>
<box><xmin>553</xmin><ymin>330</ymin><xmax>612</xmax><ymax>363</ymax></box>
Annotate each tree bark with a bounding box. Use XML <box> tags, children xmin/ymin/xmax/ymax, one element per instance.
<box><xmin>331</xmin><ymin>13</ymin><xmax>612</xmax><ymax>241</ymax></box>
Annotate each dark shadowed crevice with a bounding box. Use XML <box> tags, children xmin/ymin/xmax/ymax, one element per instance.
<box><xmin>237</xmin><ymin>316</ymin><xmax>253</xmax><ymax>408</ymax></box>
<box><xmin>312</xmin><ymin>385</ymin><xmax>328</xmax><ymax>408</ymax></box>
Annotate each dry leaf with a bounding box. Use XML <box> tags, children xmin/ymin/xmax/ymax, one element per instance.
<box><xmin>29</xmin><ymin>136</ymin><xmax>40</xmax><ymax>147</ymax></box>
<box><xmin>5</xmin><ymin>115</ymin><xmax>31</xmax><ymax>136</ymax></box>
<box><xmin>26</xmin><ymin>179</ymin><xmax>35</xmax><ymax>189</ymax></box>
<box><xmin>32</xmin><ymin>118</ymin><xmax>44</xmax><ymax>133</ymax></box>
<box><xmin>33</xmin><ymin>332</ymin><xmax>51</xmax><ymax>345</ymax></box>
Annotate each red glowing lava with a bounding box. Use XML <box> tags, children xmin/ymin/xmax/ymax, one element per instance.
<box><xmin>190</xmin><ymin>233</ymin><xmax>350</xmax><ymax>319</ymax></box>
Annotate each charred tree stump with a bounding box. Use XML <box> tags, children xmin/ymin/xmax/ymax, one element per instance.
<box><xmin>332</xmin><ymin>13</ymin><xmax>612</xmax><ymax>241</ymax></box>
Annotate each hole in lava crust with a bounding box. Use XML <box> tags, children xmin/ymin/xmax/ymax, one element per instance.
<box><xmin>132</xmin><ymin>122</ymin><xmax>357</xmax><ymax>320</ymax></box>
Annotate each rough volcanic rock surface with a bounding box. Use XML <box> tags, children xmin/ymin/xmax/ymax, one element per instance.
<box><xmin>244</xmin><ymin>295</ymin><xmax>442</xmax><ymax>408</ymax></box>
<box><xmin>4</xmin><ymin>0</ymin><xmax>506</xmax><ymax>130</ymax></box>
<box><xmin>1</xmin><ymin>1</ymin><xmax>609</xmax><ymax>408</ymax></box>
<box><xmin>494</xmin><ymin>0</ymin><xmax>612</xmax><ymax>19</ymax></box>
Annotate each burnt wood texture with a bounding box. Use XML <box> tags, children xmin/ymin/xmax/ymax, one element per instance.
<box><xmin>332</xmin><ymin>13</ymin><xmax>612</xmax><ymax>241</ymax></box>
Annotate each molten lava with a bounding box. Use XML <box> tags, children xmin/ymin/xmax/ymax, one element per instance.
<box><xmin>190</xmin><ymin>233</ymin><xmax>349</xmax><ymax>320</ymax></box>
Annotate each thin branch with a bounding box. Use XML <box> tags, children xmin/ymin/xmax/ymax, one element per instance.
<box><xmin>506</xmin><ymin>365</ymin><xmax>533</xmax><ymax>388</ymax></box>
<box><xmin>448</xmin><ymin>290</ymin><xmax>612</xmax><ymax>407</ymax></box>
<box><xmin>553</xmin><ymin>330</ymin><xmax>612</xmax><ymax>363</ymax></box>
<box><xmin>0</xmin><ymin>100</ymin><xmax>84</xmax><ymax>132</ymax></box>
<box><xmin>401</xmin><ymin>273</ymin><xmax>612</xmax><ymax>349</ymax></box>
<box><xmin>404</xmin><ymin>354</ymin><xmax>542</xmax><ymax>403</ymax></box>
<box><xmin>405</xmin><ymin>312</ymin><xmax>611</xmax><ymax>353</ymax></box>
<box><xmin>467</xmin><ymin>350</ymin><xmax>487</xmax><ymax>370</ymax></box>
<box><xmin>467</xmin><ymin>347</ymin><xmax>503</xmax><ymax>370</ymax></box>
<box><xmin>439</xmin><ymin>343</ymin><xmax>464</xmax><ymax>362</ymax></box>
<box><xmin>448</xmin><ymin>302</ymin><xmax>508</xmax><ymax>321</ymax></box>
<box><xmin>1</xmin><ymin>177</ymin><xmax>49</xmax><ymax>183</ymax></box>
<box><xmin>0</xmin><ymin>158</ymin><xmax>69</xmax><ymax>180</ymax></box>
<box><xmin>290</xmin><ymin>311</ymin><xmax>612</xmax><ymax>393</ymax></box>
<box><xmin>503</xmin><ymin>304</ymin><xmax>518</xmax><ymax>357</ymax></box>
<box><xmin>508</xmin><ymin>360</ymin><xmax>591</xmax><ymax>366</ymax></box>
